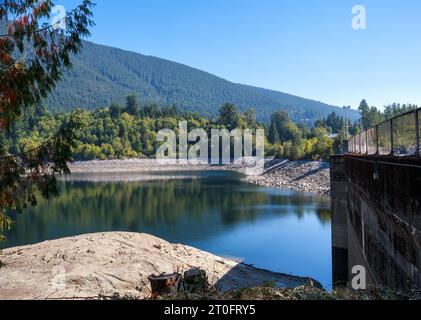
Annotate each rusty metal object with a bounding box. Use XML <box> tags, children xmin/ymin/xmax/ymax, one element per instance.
<box><xmin>148</xmin><ymin>273</ymin><xmax>182</xmax><ymax>298</ymax></box>
<box><xmin>148</xmin><ymin>268</ymin><xmax>209</xmax><ymax>297</ymax></box>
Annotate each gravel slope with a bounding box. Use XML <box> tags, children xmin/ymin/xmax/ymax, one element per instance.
<box><xmin>245</xmin><ymin>161</ymin><xmax>331</xmax><ymax>195</ymax></box>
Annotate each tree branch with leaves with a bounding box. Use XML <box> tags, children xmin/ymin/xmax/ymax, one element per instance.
<box><xmin>0</xmin><ymin>0</ymin><xmax>95</xmax><ymax>242</ymax></box>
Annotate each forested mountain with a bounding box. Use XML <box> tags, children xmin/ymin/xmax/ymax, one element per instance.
<box><xmin>44</xmin><ymin>41</ymin><xmax>360</xmax><ymax>123</ymax></box>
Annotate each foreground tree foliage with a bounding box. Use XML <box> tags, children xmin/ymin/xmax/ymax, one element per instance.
<box><xmin>0</xmin><ymin>0</ymin><xmax>94</xmax><ymax>241</ymax></box>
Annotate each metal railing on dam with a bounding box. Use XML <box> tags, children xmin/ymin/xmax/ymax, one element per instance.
<box><xmin>331</xmin><ymin>115</ymin><xmax>421</xmax><ymax>290</ymax></box>
<box><xmin>348</xmin><ymin>107</ymin><xmax>421</xmax><ymax>157</ymax></box>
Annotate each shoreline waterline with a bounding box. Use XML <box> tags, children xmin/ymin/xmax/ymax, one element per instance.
<box><xmin>67</xmin><ymin>158</ymin><xmax>331</xmax><ymax>195</ymax></box>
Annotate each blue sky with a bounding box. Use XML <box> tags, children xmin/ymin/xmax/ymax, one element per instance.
<box><xmin>60</xmin><ymin>0</ymin><xmax>421</xmax><ymax>109</ymax></box>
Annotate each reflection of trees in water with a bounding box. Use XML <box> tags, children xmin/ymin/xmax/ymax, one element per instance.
<box><xmin>266</xmin><ymin>193</ymin><xmax>331</xmax><ymax>226</ymax></box>
<box><xmin>315</xmin><ymin>209</ymin><xmax>331</xmax><ymax>226</ymax></box>
<box><xmin>5</xmin><ymin>176</ymin><xmax>331</xmax><ymax>246</ymax></box>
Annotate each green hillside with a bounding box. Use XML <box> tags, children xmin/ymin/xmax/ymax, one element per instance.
<box><xmin>44</xmin><ymin>41</ymin><xmax>360</xmax><ymax>123</ymax></box>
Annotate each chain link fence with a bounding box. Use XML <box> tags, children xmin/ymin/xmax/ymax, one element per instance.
<box><xmin>349</xmin><ymin>108</ymin><xmax>420</xmax><ymax>157</ymax></box>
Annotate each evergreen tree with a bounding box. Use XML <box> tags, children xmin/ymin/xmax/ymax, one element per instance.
<box><xmin>125</xmin><ymin>94</ymin><xmax>140</xmax><ymax>116</ymax></box>
<box><xmin>162</xmin><ymin>105</ymin><xmax>178</xmax><ymax>117</ymax></box>
<box><xmin>219</xmin><ymin>103</ymin><xmax>241</xmax><ymax>130</ymax></box>
<box><xmin>358</xmin><ymin>99</ymin><xmax>370</xmax><ymax>130</ymax></box>
<box><xmin>109</xmin><ymin>104</ymin><xmax>123</xmax><ymax>119</ymax></box>
<box><xmin>271</xmin><ymin>110</ymin><xmax>300</xmax><ymax>142</ymax></box>
<box><xmin>143</xmin><ymin>104</ymin><xmax>162</xmax><ymax>118</ymax></box>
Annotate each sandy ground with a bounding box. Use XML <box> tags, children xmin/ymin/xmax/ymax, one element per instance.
<box><xmin>0</xmin><ymin>232</ymin><xmax>316</xmax><ymax>300</ymax></box>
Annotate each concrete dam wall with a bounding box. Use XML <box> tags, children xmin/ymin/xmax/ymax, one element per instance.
<box><xmin>331</xmin><ymin>155</ymin><xmax>421</xmax><ymax>289</ymax></box>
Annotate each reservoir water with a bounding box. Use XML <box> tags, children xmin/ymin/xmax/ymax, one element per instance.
<box><xmin>3</xmin><ymin>171</ymin><xmax>332</xmax><ymax>288</ymax></box>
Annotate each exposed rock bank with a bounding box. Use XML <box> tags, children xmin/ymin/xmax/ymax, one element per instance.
<box><xmin>69</xmin><ymin>159</ymin><xmax>216</xmax><ymax>173</ymax></box>
<box><xmin>68</xmin><ymin>159</ymin><xmax>330</xmax><ymax>195</ymax></box>
<box><xmin>245</xmin><ymin>161</ymin><xmax>331</xmax><ymax>195</ymax></box>
<box><xmin>0</xmin><ymin>232</ymin><xmax>315</xmax><ymax>300</ymax></box>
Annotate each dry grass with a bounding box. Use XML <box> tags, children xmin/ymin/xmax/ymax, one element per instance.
<box><xmin>157</xmin><ymin>283</ymin><xmax>421</xmax><ymax>301</ymax></box>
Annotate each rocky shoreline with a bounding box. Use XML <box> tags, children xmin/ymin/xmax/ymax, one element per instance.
<box><xmin>0</xmin><ymin>232</ymin><xmax>317</xmax><ymax>300</ymax></box>
<box><xmin>68</xmin><ymin>159</ymin><xmax>218</xmax><ymax>173</ymax></box>
<box><xmin>68</xmin><ymin>159</ymin><xmax>331</xmax><ymax>195</ymax></box>
<box><xmin>245</xmin><ymin>160</ymin><xmax>331</xmax><ymax>195</ymax></box>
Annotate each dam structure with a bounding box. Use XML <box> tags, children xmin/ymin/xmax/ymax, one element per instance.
<box><xmin>331</xmin><ymin>108</ymin><xmax>421</xmax><ymax>289</ymax></box>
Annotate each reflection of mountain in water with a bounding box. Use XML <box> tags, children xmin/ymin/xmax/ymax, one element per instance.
<box><xmin>4</xmin><ymin>171</ymin><xmax>331</xmax><ymax>248</ymax></box>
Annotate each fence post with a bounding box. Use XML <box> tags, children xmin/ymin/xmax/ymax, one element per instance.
<box><xmin>390</xmin><ymin>119</ymin><xmax>394</xmax><ymax>156</ymax></box>
<box><xmin>365</xmin><ymin>131</ymin><xmax>368</xmax><ymax>155</ymax></box>
<box><xmin>416</xmin><ymin>110</ymin><xmax>420</xmax><ymax>157</ymax></box>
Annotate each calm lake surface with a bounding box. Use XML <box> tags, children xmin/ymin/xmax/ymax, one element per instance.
<box><xmin>4</xmin><ymin>170</ymin><xmax>332</xmax><ymax>288</ymax></box>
